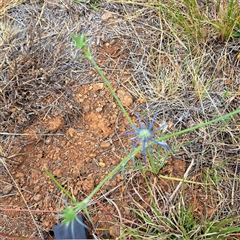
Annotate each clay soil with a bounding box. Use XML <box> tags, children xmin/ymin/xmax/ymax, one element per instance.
<box><xmin>0</xmin><ymin>79</ymin><xmax>189</xmax><ymax>238</ymax></box>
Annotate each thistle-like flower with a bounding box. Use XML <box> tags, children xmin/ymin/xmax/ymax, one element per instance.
<box><xmin>126</xmin><ymin>113</ymin><xmax>170</xmax><ymax>163</ymax></box>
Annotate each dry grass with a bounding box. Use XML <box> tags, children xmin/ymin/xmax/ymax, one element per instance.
<box><xmin>0</xmin><ymin>0</ymin><xmax>239</xmax><ymax>238</ymax></box>
<box><xmin>0</xmin><ymin>0</ymin><xmax>26</xmax><ymax>17</ymax></box>
<box><xmin>104</xmin><ymin>0</ymin><xmax>239</xmax><ymax>238</ymax></box>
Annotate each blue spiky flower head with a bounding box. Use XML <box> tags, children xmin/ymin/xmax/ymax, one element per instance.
<box><xmin>126</xmin><ymin>112</ymin><xmax>170</xmax><ymax>163</ymax></box>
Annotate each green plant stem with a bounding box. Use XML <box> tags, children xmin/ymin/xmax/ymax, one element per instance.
<box><xmin>44</xmin><ymin>170</ymin><xmax>76</xmax><ymax>203</ymax></box>
<box><xmin>74</xmin><ymin>146</ymin><xmax>141</xmax><ymax>210</ymax></box>
<box><xmin>155</xmin><ymin>108</ymin><xmax>240</xmax><ymax>142</ymax></box>
<box><xmin>87</xmin><ymin>57</ymin><xmax>134</xmax><ymax>125</ymax></box>
<box><xmin>147</xmin><ymin>148</ymin><xmax>157</xmax><ymax>174</ymax></box>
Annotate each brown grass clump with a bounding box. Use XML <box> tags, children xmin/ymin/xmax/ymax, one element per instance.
<box><xmin>0</xmin><ymin>0</ymin><xmax>26</xmax><ymax>17</ymax></box>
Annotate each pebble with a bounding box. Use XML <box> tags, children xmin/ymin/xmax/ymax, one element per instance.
<box><xmin>96</xmin><ymin>107</ymin><xmax>103</xmax><ymax>112</ymax></box>
<box><xmin>33</xmin><ymin>194</ymin><xmax>42</xmax><ymax>201</ymax></box>
<box><xmin>102</xmin><ymin>12</ymin><xmax>114</xmax><ymax>21</ymax></box>
<box><xmin>99</xmin><ymin>162</ymin><xmax>106</xmax><ymax>168</ymax></box>
<box><xmin>2</xmin><ymin>184</ymin><xmax>13</xmax><ymax>195</ymax></box>
<box><xmin>100</xmin><ymin>142</ymin><xmax>111</xmax><ymax>148</ymax></box>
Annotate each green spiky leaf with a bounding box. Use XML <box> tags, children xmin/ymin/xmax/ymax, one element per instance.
<box><xmin>71</xmin><ymin>33</ymin><xmax>87</xmax><ymax>49</ymax></box>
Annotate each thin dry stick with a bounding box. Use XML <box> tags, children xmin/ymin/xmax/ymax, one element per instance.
<box><xmin>169</xmin><ymin>158</ymin><xmax>195</xmax><ymax>202</ymax></box>
<box><xmin>105</xmin><ymin>196</ymin><xmax>124</xmax><ymax>236</ymax></box>
<box><xmin>231</xmin><ymin>161</ymin><xmax>238</xmax><ymax>205</ymax></box>
<box><xmin>0</xmin><ymin>132</ymin><xmax>64</xmax><ymax>136</ymax></box>
<box><xmin>0</xmin><ymin>207</ymin><xmax>59</xmax><ymax>213</ymax></box>
<box><xmin>0</xmin><ymin>157</ymin><xmax>44</xmax><ymax>239</ymax></box>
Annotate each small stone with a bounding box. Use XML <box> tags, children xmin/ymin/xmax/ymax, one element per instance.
<box><xmin>100</xmin><ymin>142</ymin><xmax>111</xmax><ymax>148</ymax></box>
<box><xmin>33</xmin><ymin>186</ymin><xmax>41</xmax><ymax>193</ymax></box>
<box><xmin>53</xmin><ymin>169</ymin><xmax>62</xmax><ymax>176</ymax></box>
<box><xmin>84</xmin><ymin>105</ymin><xmax>90</xmax><ymax>112</ymax></box>
<box><xmin>45</xmin><ymin>137</ymin><xmax>52</xmax><ymax>145</ymax></box>
<box><xmin>92</xmin><ymin>83</ymin><xmax>104</xmax><ymax>91</ymax></box>
<box><xmin>2</xmin><ymin>184</ymin><xmax>13</xmax><ymax>195</ymax></box>
<box><xmin>15</xmin><ymin>172</ymin><xmax>24</xmax><ymax>178</ymax></box>
<box><xmin>137</xmin><ymin>98</ymin><xmax>146</xmax><ymax>104</ymax></box>
<box><xmin>73</xmin><ymin>189</ymin><xmax>78</xmax><ymax>195</ymax></box>
<box><xmin>102</xmin><ymin>12</ymin><xmax>114</xmax><ymax>21</ymax></box>
<box><xmin>45</xmin><ymin>116</ymin><xmax>64</xmax><ymax>131</ymax></box>
<box><xmin>99</xmin><ymin>162</ymin><xmax>106</xmax><ymax>168</ymax></box>
<box><xmin>117</xmin><ymin>89</ymin><xmax>133</xmax><ymax>107</ymax></box>
<box><xmin>67</xmin><ymin>128</ymin><xmax>76</xmax><ymax>138</ymax></box>
<box><xmin>33</xmin><ymin>194</ymin><xmax>42</xmax><ymax>201</ymax></box>
<box><xmin>109</xmin><ymin>225</ymin><xmax>120</xmax><ymax>238</ymax></box>
<box><xmin>36</xmin><ymin>153</ymin><xmax>42</xmax><ymax>158</ymax></box>
<box><xmin>225</xmin><ymin>79</ymin><xmax>233</xmax><ymax>85</ymax></box>
<box><xmin>89</xmin><ymin>153</ymin><xmax>96</xmax><ymax>157</ymax></box>
<box><xmin>96</xmin><ymin>107</ymin><xmax>103</xmax><ymax>113</ymax></box>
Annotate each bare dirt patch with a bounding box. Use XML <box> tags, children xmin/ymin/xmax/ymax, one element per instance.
<box><xmin>1</xmin><ymin>80</ymin><xmax>134</xmax><ymax>238</ymax></box>
<box><xmin>0</xmin><ymin>80</ymin><xmax>194</xmax><ymax>238</ymax></box>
